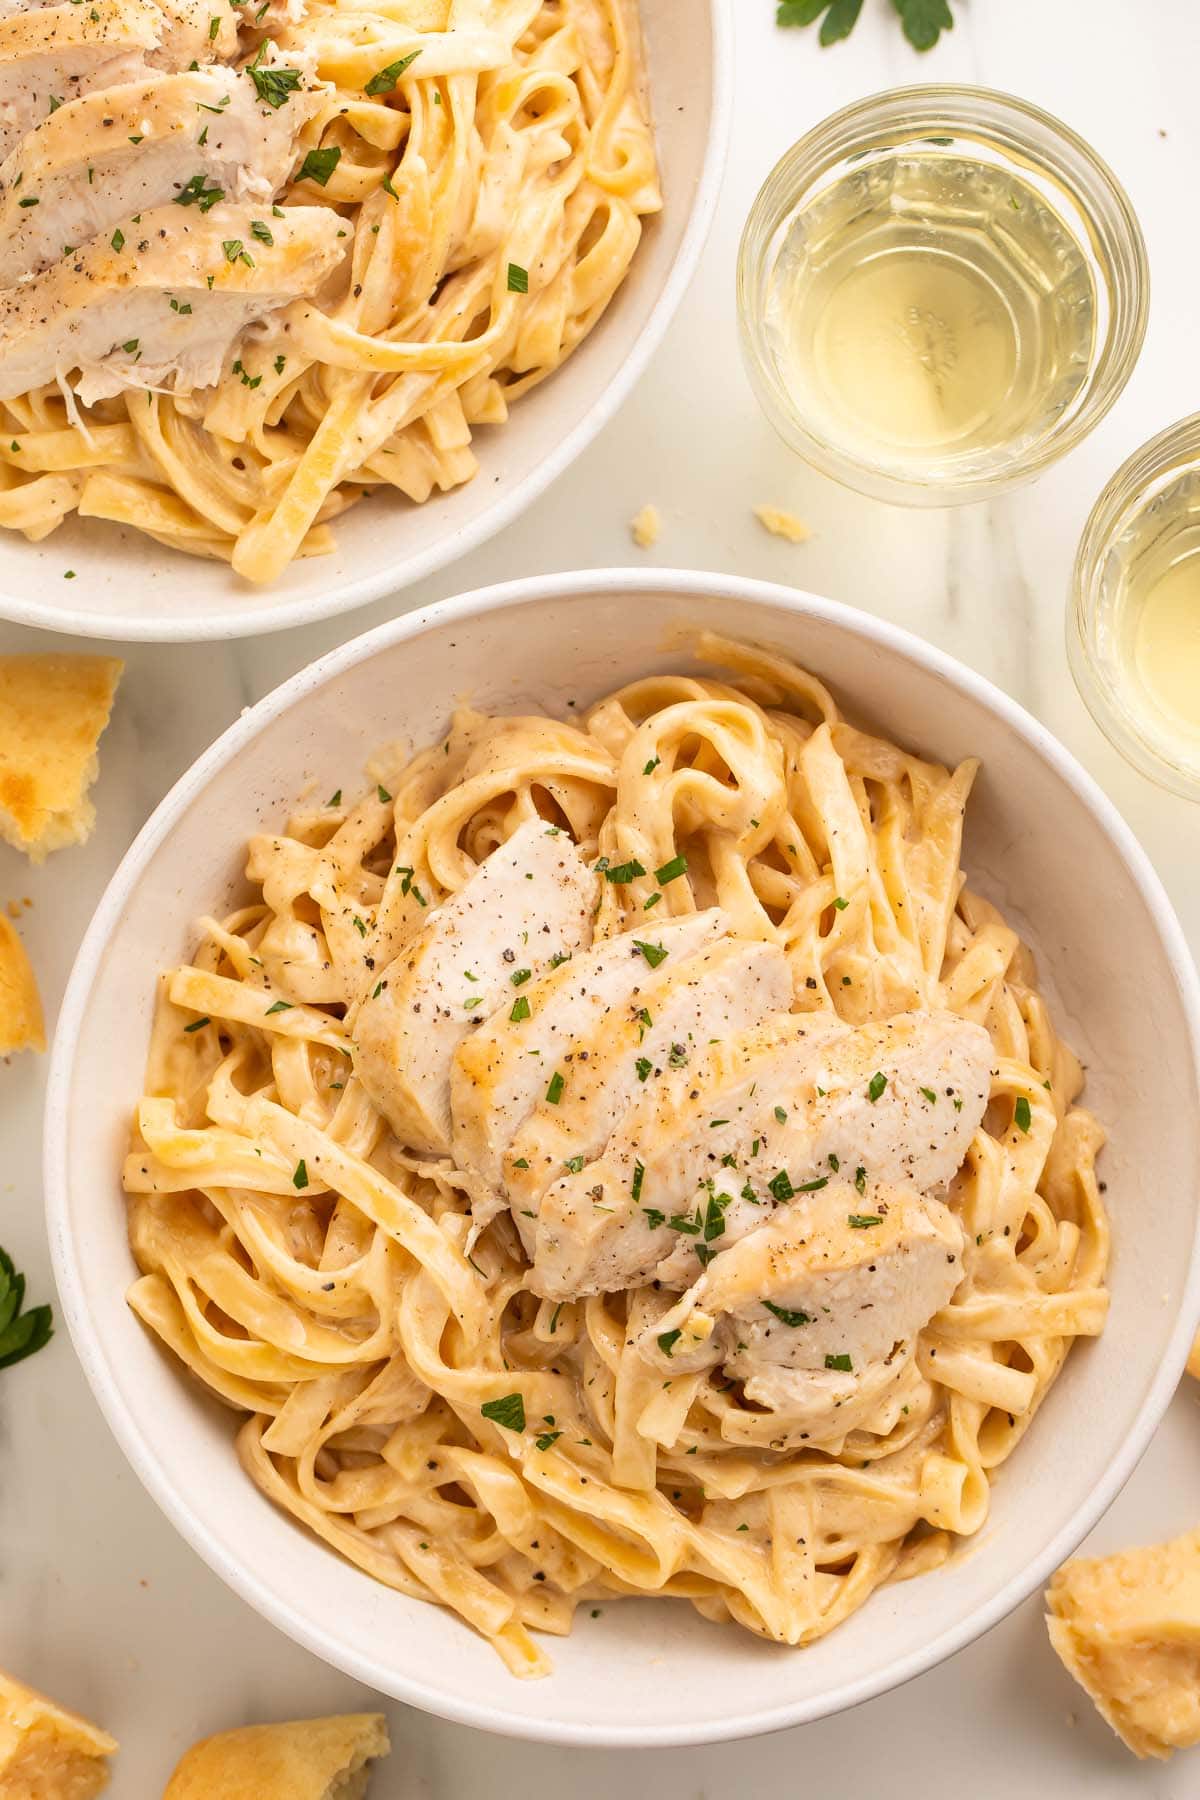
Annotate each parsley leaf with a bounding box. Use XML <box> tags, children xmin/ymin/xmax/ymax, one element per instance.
<box><xmin>0</xmin><ymin>1247</ymin><xmax>54</xmax><ymax>1370</ymax></box>
<box><xmin>778</xmin><ymin>0</ymin><xmax>953</xmax><ymax>51</ymax></box>
<box><xmin>481</xmin><ymin>1392</ymin><xmax>525</xmax><ymax>1432</ymax></box>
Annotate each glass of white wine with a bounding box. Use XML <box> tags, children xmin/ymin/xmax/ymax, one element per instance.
<box><xmin>737</xmin><ymin>87</ymin><xmax>1148</xmax><ymax>506</ymax></box>
<box><xmin>1071</xmin><ymin>415</ymin><xmax>1200</xmax><ymax>800</ymax></box>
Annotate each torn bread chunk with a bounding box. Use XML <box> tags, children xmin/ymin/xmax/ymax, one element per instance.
<box><xmin>0</xmin><ymin>654</ymin><xmax>122</xmax><ymax>861</ymax></box>
<box><xmin>163</xmin><ymin>1713</ymin><xmax>390</xmax><ymax>1800</ymax></box>
<box><xmin>0</xmin><ymin>63</ymin><xmax>324</xmax><ymax>287</ymax></box>
<box><xmin>1046</xmin><ymin>1528</ymin><xmax>1200</xmax><ymax>1760</ymax></box>
<box><xmin>355</xmin><ymin>819</ymin><xmax>598</xmax><ymax>1156</ymax></box>
<box><xmin>0</xmin><ymin>913</ymin><xmax>44</xmax><ymax>1054</ymax></box>
<box><xmin>0</xmin><ymin>201</ymin><xmax>348</xmax><ymax>405</ymax></box>
<box><xmin>0</xmin><ymin>1667</ymin><xmax>117</xmax><ymax>1798</ymax></box>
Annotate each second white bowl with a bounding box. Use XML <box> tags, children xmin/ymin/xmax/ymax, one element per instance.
<box><xmin>46</xmin><ymin>570</ymin><xmax>1200</xmax><ymax>1745</ymax></box>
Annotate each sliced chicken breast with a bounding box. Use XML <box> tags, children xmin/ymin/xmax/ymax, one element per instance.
<box><xmin>642</xmin><ymin>1180</ymin><xmax>964</xmax><ymax>1413</ymax></box>
<box><xmin>354</xmin><ymin>820</ymin><xmax>599</xmax><ymax>1157</ymax></box>
<box><xmin>450</xmin><ymin>908</ymin><xmax>728</xmax><ymax>1196</ymax></box>
<box><xmin>509</xmin><ymin>937</ymin><xmax>793</xmax><ymax>1261</ymax></box>
<box><xmin>0</xmin><ymin>64</ymin><xmax>322</xmax><ymax>285</ymax></box>
<box><xmin>0</xmin><ymin>198</ymin><xmax>347</xmax><ymax>402</ymax></box>
<box><xmin>0</xmin><ymin>0</ymin><xmax>162</xmax><ymax>160</ymax></box>
<box><xmin>532</xmin><ymin>1009</ymin><xmax>991</xmax><ymax>1298</ymax></box>
<box><xmin>146</xmin><ymin>0</ymin><xmax>239</xmax><ymax>69</ymax></box>
<box><xmin>531</xmin><ymin>1012</ymin><xmax>848</xmax><ymax>1299</ymax></box>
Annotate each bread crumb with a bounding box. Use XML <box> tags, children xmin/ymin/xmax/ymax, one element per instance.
<box><xmin>754</xmin><ymin>505</ymin><xmax>812</xmax><ymax>544</ymax></box>
<box><xmin>630</xmin><ymin>503</ymin><xmax>660</xmax><ymax>549</ymax></box>
<box><xmin>0</xmin><ymin>1668</ymin><xmax>117</xmax><ymax>1797</ymax></box>
<box><xmin>0</xmin><ymin>655</ymin><xmax>123</xmax><ymax>863</ymax></box>
<box><xmin>164</xmin><ymin>1714</ymin><xmax>390</xmax><ymax>1799</ymax></box>
<box><xmin>0</xmin><ymin>915</ymin><xmax>44</xmax><ymax>1056</ymax></box>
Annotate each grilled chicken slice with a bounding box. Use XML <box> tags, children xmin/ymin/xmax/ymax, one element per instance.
<box><xmin>509</xmin><ymin>938</ymin><xmax>792</xmax><ymax>1260</ymax></box>
<box><xmin>642</xmin><ymin>1180</ymin><xmax>964</xmax><ymax>1440</ymax></box>
<box><xmin>146</xmin><ymin>0</ymin><xmax>239</xmax><ymax>69</ymax></box>
<box><xmin>451</xmin><ymin>908</ymin><xmax>727</xmax><ymax>1200</ymax></box>
<box><xmin>0</xmin><ymin>0</ymin><xmax>162</xmax><ymax>160</ymax></box>
<box><xmin>0</xmin><ymin>199</ymin><xmax>348</xmax><ymax>402</ymax></box>
<box><xmin>355</xmin><ymin>821</ymin><xmax>599</xmax><ymax>1157</ymax></box>
<box><xmin>532</xmin><ymin>1009</ymin><xmax>991</xmax><ymax>1298</ymax></box>
<box><xmin>0</xmin><ymin>64</ymin><xmax>321</xmax><ymax>285</ymax></box>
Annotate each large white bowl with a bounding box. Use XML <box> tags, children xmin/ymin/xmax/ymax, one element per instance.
<box><xmin>46</xmin><ymin>570</ymin><xmax>1200</xmax><ymax>1746</ymax></box>
<box><xmin>0</xmin><ymin>6</ymin><xmax>729</xmax><ymax>644</ymax></box>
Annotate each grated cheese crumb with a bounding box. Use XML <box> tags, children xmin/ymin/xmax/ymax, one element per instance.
<box><xmin>630</xmin><ymin>503</ymin><xmax>660</xmax><ymax>549</ymax></box>
<box><xmin>754</xmin><ymin>504</ymin><xmax>812</xmax><ymax>544</ymax></box>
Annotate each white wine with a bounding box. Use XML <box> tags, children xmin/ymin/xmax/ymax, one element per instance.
<box><xmin>1101</xmin><ymin>469</ymin><xmax>1200</xmax><ymax>773</ymax></box>
<box><xmin>764</xmin><ymin>148</ymin><xmax>1098</xmax><ymax>484</ymax></box>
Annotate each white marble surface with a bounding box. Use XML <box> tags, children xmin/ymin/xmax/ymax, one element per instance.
<box><xmin>3</xmin><ymin>1</ymin><xmax>1200</xmax><ymax>1794</ymax></box>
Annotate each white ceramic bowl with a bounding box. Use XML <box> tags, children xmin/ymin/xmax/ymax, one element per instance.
<box><xmin>0</xmin><ymin>6</ymin><xmax>729</xmax><ymax>644</ymax></box>
<box><xmin>46</xmin><ymin>570</ymin><xmax>1200</xmax><ymax>1747</ymax></box>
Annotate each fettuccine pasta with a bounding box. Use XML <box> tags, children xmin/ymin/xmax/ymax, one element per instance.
<box><xmin>123</xmin><ymin>632</ymin><xmax>1109</xmax><ymax>1675</ymax></box>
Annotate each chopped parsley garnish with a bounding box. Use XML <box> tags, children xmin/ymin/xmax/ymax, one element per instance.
<box><xmin>774</xmin><ymin>1105</ymin><xmax>787</xmax><ymax>1123</ymax></box>
<box><xmin>564</xmin><ymin>1155</ymin><xmax>586</xmax><ymax>1174</ymax></box>
<box><xmin>549</xmin><ymin>951</ymin><xmax>572</xmax><ymax>969</ymax></box>
<box><xmin>222</xmin><ymin>237</ymin><xmax>246</xmax><ymax>263</ymax></box>
<box><xmin>848</xmin><ymin>1213</ymin><xmax>882</xmax><ymax>1229</ymax></box>
<box><xmin>854</xmin><ymin>1165</ymin><xmax>867</xmax><ymax>1193</ymax></box>
<box><xmin>208</xmin><ymin>13</ymin><xmax>220</xmax><ymax>36</ymax></box>
<box><xmin>327</xmin><ymin>788</ymin><xmax>342</xmax><ymax>805</ymax></box>
<box><xmin>920</xmin><ymin>1086</ymin><xmax>938</xmax><ymax>1104</ymax></box>
<box><xmin>832</xmin><ymin>895</ymin><xmax>848</xmax><ymax>910</ymax></box>
<box><xmin>636</xmin><ymin>1007</ymin><xmax>652</xmax><ymax>1040</ymax></box>
<box><xmin>795</xmin><ymin>1176</ymin><xmax>829</xmax><ymax>1193</ymax></box>
<box><xmin>247</xmin><ymin>42</ymin><xmax>303</xmax><ymax>107</ymax></box>
<box><xmin>182</xmin><ymin>1016</ymin><xmax>210</xmax><ymax>1033</ymax></box>
<box><xmin>548</xmin><ymin>1302</ymin><xmax>562</xmax><ymax>1333</ymax></box>
<box><xmin>867</xmin><ymin>1071</ymin><xmax>887</xmax><ymax>1103</ymax></box>
<box><xmin>604</xmin><ymin>858</ymin><xmax>645</xmax><ymax>883</ymax></box>
<box><xmin>250</xmin><ymin>220</ymin><xmax>274</xmax><ymax>245</ymax></box>
<box><xmin>668</xmin><ymin>1043</ymin><xmax>688</xmax><ymax>1068</ymax></box>
<box><xmin>298</xmin><ymin>146</ymin><xmax>341</xmax><ymax>186</ymax></box>
<box><xmin>0</xmin><ymin>1246</ymin><xmax>54</xmax><ymax>1370</ymax></box>
<box><xmin>274</xmin><ymin>353</ymin><xmax>287</xmax><ymax>374</ymax></box>
<box><xmin>702</xmin><ymin>1191</ymin><xmax>728</xmax><ymax>1241</ymax></box>
<box><xmin>352</xmin><ymin>915</ymin><xmax>367</xmax><ymax>937</ymax></box>
<box><xmin>535</xmin><ymin>1430</ymin><xmax>561</xmax><ymax>1451</ymax></box>
<box><xmin>377</xmin><ymin>784</ymin><xmax>392</xmax><ymax>803</ymax></box>
<box><xmin>655</xmin><ymin>854</ymin><xmax>687</xmax><ymax>885</ymax></box>
<box><xmin>510</xmin><ymin>967</ymin><xmax>531</xmax><ymax>986</ymax></box>
<box><xmin>668</xmin><ymin>1211</ymin><xmax>700</xmax><ymax>1236</ymax></box>
<box><xmin>767</xmin><ymin>1169</ymin><xmax>794</xmax><ymax>1203</ymax></box>
<box><xmin>825</xmin><ymin>1353</ymin><xmax>853</xmax><ymax>1372</ymax></box>
<box><xmin>110</xmin><ymin>228</ymin><xmax>125</xmax><ymax>251</ymax></box>
<box><xmin>643</xmin><ymin>893</ymin><xmax>661</xmax><ymax>910</ymax></box>
<box><xmin>507</xmin><ymin>261</ymin><xmax>529</xmax><ymax>293</ymax></box>
<box><xmin>292</xmin><ymin>1159</ymin><xmax>308</xmax><ymax>1189</ymax></box>
<box><xmin>363</xmin><ymin>47</ymin><xmax>422</xmax><ymax>94</ymax></box>
<box><xmin>512</xmin><ymin>1157</ymin><xmax>529</xmax><ymax>1169</ymax></box>
<box><xmin>657</xmin><ymin>1329</ymin><xmax>682</xmax><ymax>1358</ymax></box>
<box><xmin>642</xmin><ymin>755</ymin><xmax>660</xmax><ymax>775</ymax></box>
<box><xmin>642</xmin><ymin>1207</ymin><xmax>665</xmax><ymax>1228</ymax></box>
<box><xmin>545</xmin><ymin>1071</ymin><xmax>565</xmax><ymax>1105</ymax></box>
<box><xmin>175</xmin><ymin>172</ymin><xmax>223</xmax><ymax>210</ymax></box>
<box><xmin>633</xmin><ymin>939</ymin><xmax>668</xmax><ymax>968</ymax></box>
<box><xmin>510</xmin><ymin>995</ymin><xmax>531</xmax><ymax>1023</ymax></box>
<box><xmin>481</xmin><ymin>1392</ymin><xmax>525</xmax><ymax>1432</ymax></box>
<box><xmin>635</xmin><ymin>1056</ymin><xmax>652</xmax><ymax>1082</ymax></box>
<box><xmin>264</xmin><ymin>999</ymin><xmax>293</xmax><ymax>1015</ymax></box>
<box><xmin>631</xmin><ymin>1161</ymin><xmax>645</xmax><ymax>1201</ymax></box>
<box><xmin>827</xmin><ymin>1153</ymin><xmax>840</xmax><ymax>1171</ymax></box>
<box><xmin>17</xmin><ymin>196</ymin><xmax>38</xmax><ymax>208</ymax></box>
<box><xmin>763</xmin><ymin>1300</ymin><xmax>811</xmax><ymax>1327</ymax></box>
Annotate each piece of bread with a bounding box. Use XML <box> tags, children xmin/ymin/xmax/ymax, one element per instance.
<box><xmin>0</xmin><ymin>654</ymin><xmax>123</xmax><ymax>862</ymax></box>
<box><xmin>0</xmin><ymin>913</ymin><xmax>44</xmax><ymax>1055</ymax></box>
<box><xmin>163</xmin><ymin>1713</ymin><xmax>390</xmax><ymax>1799</ymax></box>
<box><xmin>0</xmin><ymin>1668</ymin><xmax>117</xmax><ymax>1798</ymax></box>
<box><xmin>1045</xmin><ymin>1527</ymin><xmax>1200</xmax><ymax>1759</ymax></box>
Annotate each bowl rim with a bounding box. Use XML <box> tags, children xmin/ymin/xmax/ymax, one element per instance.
<box><xmin>0</xmin><ymin>2</ymin><xmax>733</xmax><ymax>645</ymax></box>
<box><xmin>44</xmin><ymin>567</ymin><xmax>1200</xmax><ymax>1747</ymax></box>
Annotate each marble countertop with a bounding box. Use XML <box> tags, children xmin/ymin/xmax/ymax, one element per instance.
<box><xmin>3</xmin><ymin>1</ymin><xmax>1200</xmax><ymax>1794</ymax></box>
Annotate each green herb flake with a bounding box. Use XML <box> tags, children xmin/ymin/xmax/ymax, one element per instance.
<box><xmin>920</xmin><ymin>1086</ymin><xmax>938</xmax><ymax>1104</ymax></box>
<box><xmin>363</xmin><ymin>47</ymin><xmax>422</xmax><ymax>95</ymax></box>
<box><xmin>657</xmin><ymin>1328</ymin><xmax>681</xmax><ymax>1358</ymax></box>
<box><xmin>825</xmin><ymin>1352</ymin><xmax>854</xmax><ymax>1372</ymax></box>
<box><xmin>481</xmin><ymin>1392</ymin><xmax>525</xmax><ymax>1432</ymax></box>
<box><xmin>183</xmin><ymin>1015</ymin><xmax>210</xmax><ymax>1033</ymax></box>
<box><xmin>763</xmin><ymin>1299</ymin><xmax>811</xmax><ymax>1327</ymax></box>
<box><xmin>510</xmin><ymin>967</ymin><xmax>532</xmax><ymax>987</ymax></box>
<box><xmin>654</xmin><ymin>854</ymin><xmax>688</xmax><ymax>885</ymax></box>
<box><xmin>635</xmin><ymin>1056</ymin><xmax>652</xmax><ymax>1082</ymax></box>
<box><xmin>535</xmin><ymin>1429</ymin><xmax>561</xmax><ymax>1451</ymax></box>
<box><xmin>633</xmin><ymin>939</ymin><xmax>668</xmax><ymax>968</ymax></box>
<box><xmin>604</xmin><ymin>858</ymin><xmax>645</xmax><ymax>884</ymax></box>
<box><xmin>867</xmin><ymin>1071</ymin><xmax>887</xmax><ymax>1103</ymax></box>
<box><xmin>767</xmin><ymin>1169</ymin><xmax>794</xmax><ymax>1203</ymax></box>
<box><xmin>1015</xmin><ymin>1095</ymin><xmax>1032</xmax><ymax>1133</ymax></box>
<box><xmin>545</xmin><ymin>1071</ymin><xmax>565</xmax><ymax>1105</ymax></box>
<box><xmin>264</xmin><ymin>998</ymin><xmax>294</xmax><ymax>1015</ymax></box>
<box><xmin>848</xmin><ymin>1213</ymin><xmax>882</xmax><ymax>1229</ymax></box>
<box><xmin>298</xmin><ymin>146</ymin><xmax>341</xmax><ymax>186</ymax></box>
<box><xmin>642</xmin><ymin>755</ymin><xmax>660</xmax><ymax>775</ymax></box>
<box><xmin>507</xmin><ymin>261</ymin><xmax>529</xmax><ymax>293</ymax></box>
<box><xmin>292</xmin><ymin>1158</ymin><xmax>309</xmax><ymax>1190</ymax></box>
<box><xmin>510</xmin><ymin>995</ymin><xmax>531</xmax><ymax>1023</ymax></box>
<box><xmin>0</xmin><ymin>1247</ymin><xmax>54</xmax><ymax>1371</ymax></box>
<box><xmin>631</xmin><ymin>1161</ymin><xmax>645</xmax><ymax>1201</ymax></box>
